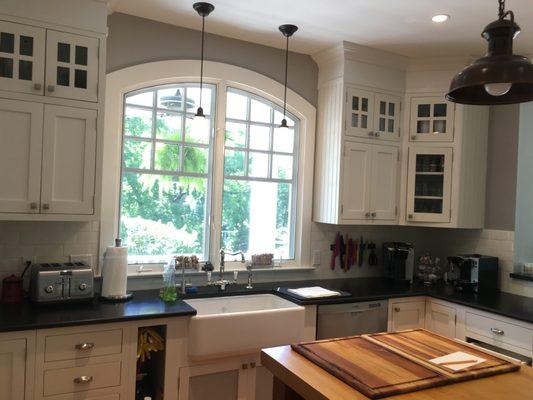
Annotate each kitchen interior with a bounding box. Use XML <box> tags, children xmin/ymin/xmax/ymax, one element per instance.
<box><xmin>1</xmin><ymin>0</ymin><xmax>533</xmax><ymax>399</ymax></box>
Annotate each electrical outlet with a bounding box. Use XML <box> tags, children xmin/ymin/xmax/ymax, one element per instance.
<box><xmin>312</xmin><ymin>250</ymin><xmax>321</xmax><ymax>266</ymax></box>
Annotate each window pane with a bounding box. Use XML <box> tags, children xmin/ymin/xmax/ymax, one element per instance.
<box><xmin>123</xmin><ymin>139</ymin><xmax>151</xmax><ymax>169</ymax></box>
<box><xmin>185</xmin><ymin>116</ymin><xmax>210</xmax><ymax>144</ymax></box>
<box><xmin>248</xmin><ymin>152</ymin><xmax>269</xmax><ymax>178</ymax></box>
<box><xmin>224</xmin><ymin>149</ymin><xmax>246</xmax><ymax>176</ymax></box>
<box><xmin>250</xmin><ymin>98</ymin><xmax>271</xmax><ymax>123</ymax></box>
<box><xmin>225</xmin><ymin>121</ymin><xmax>246</xmax><ymax>148</ymax></box>
<box><xmin>75</xmin><ymin>46</ymin><xmax>88</xmax><ymax>66</ymax></box>
<box><xmin>18</xmin><ymin>60</ymin><xmax>32</xmax><ymax>81</ymax></box>
<box><xmin>19</xmin><ymin>36</ymin><xmax>33</xmax><ymax>56</ymax></box>
<box><xmin>417</xmin><ymin>104</ymin><xmax>430</xmax><ymax>118</ymax></box>
<box><xmin>157</xmin><ymin>87</ymin><xmax>185</xmax><ymax>111</ymax></box>
<box><xmin>221</xmin><ymin>180</ymin><xmax>292</xmax><ymax>258</ymax></box>
<box><xmin>156</xmin><ymin>112</ymin><xmax>182</xmax><ymax>141</ymax></box>
<box><xmin>434</xmin><ymin>103</ymin><xmax>447</xmax><ymax>117</ymax></box>
<box><xmin>127</xmin><ymin>91</ymin><xmax>154</xmax><ymax>108</ymax></box>
<box><xmin>380</xmin><ymin>101</ymin><xmax>386</xmax><ymax>115</ymax></box>
<box><xmin>273</xmin><ymin>128</ymin><xmax>294</xmax><ymax>153</ymax></box>
<box><xmin>184</xmin><ymin>146</ymin><xmax>208</xmax><ymax>174</ymax></box>
<box><xmin>226</xmin><ymin>91</ymin><xmax>248</xmax><ymax>120</ymax></box>
<box><xmin>0</xmin><ymin>57</ymin><xmax>13</xmax><ymax>78</ymax></box>
<box><xmin>186</xmin><ymin>87</ymin><xmax>212</xmax><ymax>115</ymax></box>
<box><xmin>56</xmin><ymin>66</ymin><xmax>69</xmax><ymax>86</ymax></box>
<box><xmin>74</xmin><ymin>69</ymin><xmax>87</xmax><ymax>89</ymax></box>
<box><xmin>272</xmin><ymin>155</ymin><xmax>293</xmax><ymax>179</ymax></box>
<box><xmin>57</xmin><ymin>42</ymin><xmax>70</xmax><ymax>62</ymax></box>
<box><xmin>352</xmin><ymin>96</ymin><xmax>359</xmax><ymax>111</ymax></box>
<box><xmin>249</xmin><ymin>125</ymin><xmax>270</xmax><ymax>151</ymax></box>
<box><xmin>155</xmin><ymin>142</ymin><xmax>180</xmax><ymax>171</ymax></box>
<box><xmin>120</xmin><ymin>173</ymin><xmax>207</xmax><ymax>259</ymax></box>
<box><xmin>0</xmin><ymin>32</ymin><xmax>14</xmax><ymax>53</ymax></box>
<box><xmin>124</xmin><ymin>107</ymin><xmax>152</xmax><ymax>138</ymax></box>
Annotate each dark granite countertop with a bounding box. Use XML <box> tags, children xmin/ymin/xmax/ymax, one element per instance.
<box><xmin>1</xmin><ymin>277</ymin><xmax>531</xmax><ymax>332</ymax></box>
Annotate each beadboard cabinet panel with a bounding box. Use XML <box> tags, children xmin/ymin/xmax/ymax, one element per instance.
<box><xmin>341</xmin><ymin>141</ymin><xmax>373</xmax><ymax>220</ymax></box>
<box><xmin>370</xmin><ymin>144</ymin><xmax>398</xmax><ymax>220</ymax></box>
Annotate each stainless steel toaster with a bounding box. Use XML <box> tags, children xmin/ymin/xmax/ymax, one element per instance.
<box><xmin>30</xmin><ymin>262</ymin><xmax>94</xmax><ymax>303</ymax></box>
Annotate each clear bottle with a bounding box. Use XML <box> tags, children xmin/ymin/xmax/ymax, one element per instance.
<box><xmin>160</xmin><ymin>259</ymin><xmax>177</xmax><ymax>302</ymax></box>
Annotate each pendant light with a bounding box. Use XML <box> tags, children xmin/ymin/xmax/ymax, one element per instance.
<box><xmin>193</xmin><ymin>2</ymin><xmax>214</xmax><ymax>119</ymax></box>
<box><xmin>447</xmin><ymin>0</ymin><xmax>533</xmax><ymax>105</ymax></box>
<box><xmin>279</xmin><ymin>24</ymin><xmax>298</xmax><ymax>130</ymax></box>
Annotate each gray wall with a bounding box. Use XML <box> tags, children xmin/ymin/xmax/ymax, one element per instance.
<box><xmin>484</xmin><ymin>105</ymin><xmax>520</xmax><ymax>231</ymax></box>
<box><xmin>106</xmin><ymin>13</ymin><xmax>318</xmax><ymax>106</ymax></box>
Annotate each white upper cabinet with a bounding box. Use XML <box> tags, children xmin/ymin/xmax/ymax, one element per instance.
<box><xmin>345</xmin><ymin>88</ymin><xmax>401</xmax><ymax>141</ymax></box>
<box><xmin>341</xmin><ymin>141</ymin><xmax>372</xmax><ymax>220</ymax></box>
<box><xmin>406</xmin><ymin>147</ymin><xmax>453</xmax><ymax>223</ymax></box>
<box><xmin>41</xmin><ymin>105</ymin><xmax>97</xmax><ymax>215</ymax></box>
<box><xmin>370</xmin><ymin>144</ymin><xmax>398</xmax><ymax>220</ymax></box>
<box><xmin>0</xmin><ymin>99</ymin><xmax>43</xmax><ymax>214</ymax></box>
<box><xmin>409</xmin><ymin>97</ymin><xmax>455</xmax><ymax>142</ymax></box>
<box><xmin>345</xmin><ymin>88</ymin><xmax>374</xmax><ymax>138</ymax></box>
<box><xmin>0</xmin><ymin>20</ymin><xmax>45</xmax><ymax>95</ymax></box>
<box><xmin>373</xmin><ymin>93</ymin><xmax>401</xmax><ymax>141</ymax></box>
<box><xmin>45</xmin><ymin>30</ymin><xmax>99</xmax><ymax>102</ymax></box>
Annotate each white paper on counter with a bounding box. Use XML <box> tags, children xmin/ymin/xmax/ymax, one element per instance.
<box><xmin>430</xmin><ymin>351</ymin><xmax>486</xmax><ymax>371</ymax></box>
<box><xmin>287</xmin><ymin>286</ymin><xmax>341</xmax><ymax>298</ymax></box>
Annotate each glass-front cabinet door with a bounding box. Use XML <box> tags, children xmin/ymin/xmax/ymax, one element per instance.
<box><xmin>45</xmin><ymin>30</ymin><xmax>99</xmax><ymax>102</ymax></box>
<box><xmin>373</xmin><ymin>93</ymin><xmax>401</xmax><ymax>141</ymax></box>
<box><xmin>406</xmin><ymin>147</ymin><xmax>453</xmax><ymax>223</ymax></box>
<box><xmin>345</xmin><ymin>88</ymin><xmax>374</xmax><ymax>138</ymax></box>
<box><xmin>409</xmin><ymin>97</ymin><xmax>455</xmax><ymax>142</ymax></box>
<box><xmin>0</xmin><ymin>20</ymin><xmax>45</xmax><ymax>95</ymax></box>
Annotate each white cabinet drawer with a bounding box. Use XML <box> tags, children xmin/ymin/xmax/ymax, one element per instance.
<box><xmin>45</xmin><ymin>393</ymin><xmax>120</xmax><ymax>400</ymax></box>
<box><xmin>465</xmin><ymin>312</ymin><xmax>533</xmax><ymax>351</ymax></box>
<box><xmin>43</xmin><ymin>361</ymin><xmax>121</xmax><ymax>396</ymax></box>
<box><xmin>44</xmin><ymin>329</ymin><xmax>122</xmax><ymax>362</ymax></box>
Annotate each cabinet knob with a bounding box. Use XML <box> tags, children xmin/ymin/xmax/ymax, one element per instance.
<box><xmin>250</xmin><ymin>362</ymin><xmax>256</xmax><ymax>368</ymax></box>
<box><xmin>394</xmin><ymin>307</ymin><xmax>401</xmax><ymax>312</ymax></box>
<box><xmin>75</xmin><ymin>342</ymin><xmax>95</xmax><ymax>351</ymax></box>
<box><xmin>368</xmin><ymin>131</ymin><xmax>375</xmax><ymax>137</ymax></box>
<box><xmin>73</xmin><ymin>376</ymin><xmax>93</xmax><ymax>384</ymax></box>
<box><xmin>490</xmin><ymin>328</ymin><xmax>504</xmax><ymax>336</ymax></box>
<box><xmin>33</xmin><ymin>83</ymin><xmax>42</xmax><ymax>91</ymax></box>
<box><xmin>241</xmin><ymin>363</ymin><xmax>248</xmax><ymax>370</ymax></box>
<box><xmin>374</xmin><ymin>132</ymin><xmax>381</xmax><ymax>137</ymax></box>
<box><xmin>411</xmin><ymin>135</ymin><xmax>417</xmax><ymax>140</ymax></box>
<box><xmin>30</xmin><ymin>202</ymin><xmax>38</xmax><ymax>210</ymax></box>
<box><xmin>47</xmin><ymin>85</ymin><xmax>55</xmax><ymax>93</ymax></box>
<box><xmin>365</xmin><ymin>212</ymin><xmax>371</xmax><ymax>218</ymax></box>
<box><xmin>42</xmin><ymin>203</ymin><xmax>50</xmax><ymax>210</ymax></box>
<box><xmin>371</xmin><ymin>212</ymin><xmax>377</xmax><ymax>218</ymax></box>
<box><xmin>407</xmin><ymin>214</ymin><xmax>413</xmax><ymax>219</ymax></box>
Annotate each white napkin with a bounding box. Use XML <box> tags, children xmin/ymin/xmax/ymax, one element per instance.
<box><xmin>430</xmin><ymin>351</ymin><xmax>486</xmax><ymax>371</ymax></box>
<box><xmin>287</xmin><ymin>286</ymin><xmax>341</xmax><ymax>299</ymax></box>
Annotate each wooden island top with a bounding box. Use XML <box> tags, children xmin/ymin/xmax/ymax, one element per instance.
<box><xmin>261</xmin><ymin>345</ymin><xmax>533</xmax><ymax>400</ymax></box>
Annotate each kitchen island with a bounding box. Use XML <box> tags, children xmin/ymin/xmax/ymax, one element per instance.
<box><xmin>261</xmin><ymin>344</ymin><xmax>533</xmax><ymax>400</ymax></box>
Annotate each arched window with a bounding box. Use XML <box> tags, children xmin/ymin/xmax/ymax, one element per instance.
<box><xmin>119</xmin><ymin>83</ymin><xmax>298</xmax><ymax>264</ymax></box>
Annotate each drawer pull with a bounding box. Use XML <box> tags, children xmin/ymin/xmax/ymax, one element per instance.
<box><xmin>394</xmin><ymin>307</ymin><xmax>401</xmax><ymax>312</ymax></box>
<box><xmin>490</xmin><ymin>328</ymin><xmax>504</xmax><ymax>336</ymax></box>
<box><xmin>75</xmin><ymin>342</ymin><xmax>95</xmax><ymax>351</ymax></box>
<box><xmin>250</xmin><ymin>362</ymin><xmax>256</xmax><ymax>368</ymax></box>
<box><xmin>73</xmin><ymin>375</ymin><xmax>93</xmax><ymax>384</ymax></box>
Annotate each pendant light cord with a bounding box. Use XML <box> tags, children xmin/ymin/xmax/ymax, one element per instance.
<box><xmin>498</xmin><ymin>0</ymin><xmax>514</xmax><ymax>22</ymax></box>
<box><xmin>283</xmin><ymin>35</ymin><xmax>289</xmax><ymax>119</ymax></box>
<box><xmin>199</xmin><ymin>15</ymin><xmax>205</xmax><ymax>109</ymax></box>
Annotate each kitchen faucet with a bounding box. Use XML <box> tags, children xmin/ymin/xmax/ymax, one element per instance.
<box><xmin>207</xmin><ymin>249</ymin><xmax>244</xmax><ymax>290</ymax></box>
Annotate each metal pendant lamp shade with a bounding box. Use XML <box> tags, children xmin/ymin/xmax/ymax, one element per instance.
<box><xmin>193</xmin><ymin>2</ymin><xmax>214</xmax><ymax>118</ymax></box>
<box><xmin>279</xmin><ymin>24</ymin><xmax>298</xmax><ymax>129</ymax></box>
<box><xmin>447</xmin><ymin>0</ymin><xmax>533</xmax><ymax>105</ymax></box>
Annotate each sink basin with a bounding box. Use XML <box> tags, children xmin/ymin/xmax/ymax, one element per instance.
<box><xmin>185</xmin><ymin>294</ymin><xmax>305</xmax><ymax>360</ymax></box>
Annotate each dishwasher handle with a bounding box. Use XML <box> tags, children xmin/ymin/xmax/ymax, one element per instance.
<box><xmin>318</xmin><ymin>302</ymin><xmax>386</xmax><ymax>315</ymax></box>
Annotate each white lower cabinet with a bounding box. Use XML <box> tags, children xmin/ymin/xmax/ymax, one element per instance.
<box><xmin>0</xmin><ymin>331</ymin><xmax>35</xmax><ymax>400</ymax></box>
<box><xmin>425</xmin><ymin>301</ymin><xmax>457</xmax><ymax>338</ymax></box>
<box><xmin>178</xmin><ymin>355</ymin><xmax>267</xmax><ymax>400</ymax></box>
<box><xmin>388</xmin><ymin>298</ymin><xmax>426</xmax><ymax>332</ymax></box>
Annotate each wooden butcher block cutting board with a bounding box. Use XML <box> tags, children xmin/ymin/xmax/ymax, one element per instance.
<box><xmin>291</xmin><ymin>329</ymin><xmax>519</xmax><ymax>399</ymax></box>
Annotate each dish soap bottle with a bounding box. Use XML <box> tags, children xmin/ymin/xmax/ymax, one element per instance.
<box><xmin>160</xmin><ymin>259</ymin><xmax>177</xmax><ymax>302</ymax></box>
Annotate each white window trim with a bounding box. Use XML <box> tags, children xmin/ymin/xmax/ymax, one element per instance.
<box><xmin>100</xmin><ymin>60</ymin><xmax>316</xmax><ymax>273</ymax></box>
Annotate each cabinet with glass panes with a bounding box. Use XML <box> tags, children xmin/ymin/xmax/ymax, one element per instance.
<box><xmin>409</xmin><ymin>97</ymin><xmax>455</xmax><ymax>142</ymax></box>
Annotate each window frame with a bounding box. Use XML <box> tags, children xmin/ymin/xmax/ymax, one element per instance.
<box><xmin>118</xmin><ymin>83</ymin><xmax>217</xmax><ymax>263</ymax></box>
<box><xmin>100</xmin><ymin>60</ymin><xmax>316</xmax><ymax>274</ymax></box>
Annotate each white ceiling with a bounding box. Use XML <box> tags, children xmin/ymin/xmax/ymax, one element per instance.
<box><xmin>108</xmin><ymin>0</ymin><xmax>533</xmax><ymax>58</ymax></box>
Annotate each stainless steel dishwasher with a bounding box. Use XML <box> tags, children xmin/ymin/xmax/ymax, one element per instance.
<box><xmin>317</xmin><ymin>300</ymin><xmax>388</xmax><ymax>339</ymax></box>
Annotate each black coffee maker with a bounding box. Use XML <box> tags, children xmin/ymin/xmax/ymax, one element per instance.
<box><xmin>447</xmin><ymin>254</ymin><xmax>499</xmax><ymax>293</ymax></box>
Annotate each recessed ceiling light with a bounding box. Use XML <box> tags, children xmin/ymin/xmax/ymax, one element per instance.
<box><xmin>432</xmin><ymin>14</ymin><xmax>450</xmax><ymax>23</ymax></box>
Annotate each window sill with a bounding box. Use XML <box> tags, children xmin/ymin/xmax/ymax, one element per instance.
<box><xmin>127</xmin><ymin>265</ymin><xmax>315</xmax><ymax>278</ymax></box>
